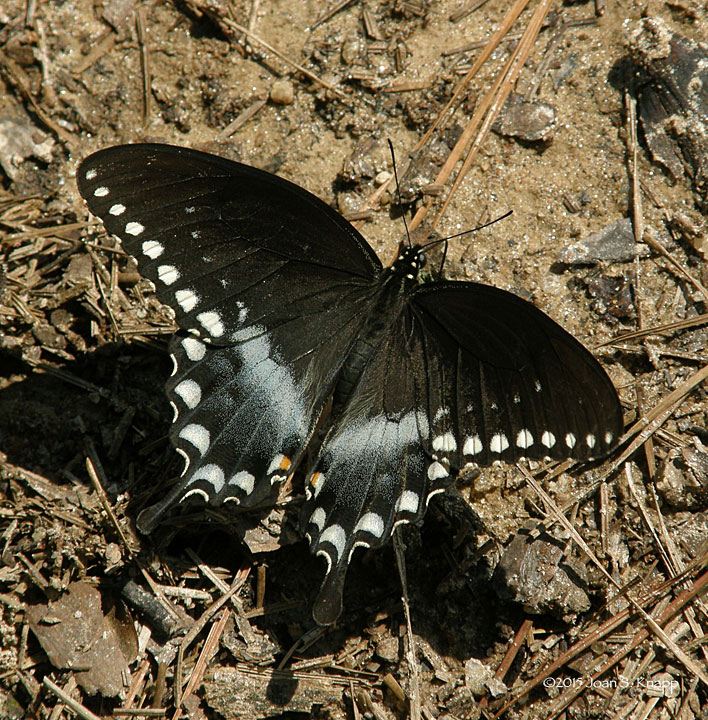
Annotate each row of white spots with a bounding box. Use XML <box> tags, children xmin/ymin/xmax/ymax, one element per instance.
<box><xmin>453</xmin><ymin>428</ymin><xmax>609</xmax><ymax>456</ymax></box>
<box><xmin>308</xmin><ymin>491</ymin><xmax>420</xmax><ymax>541</ymax></box>
<box><xmin>315</xmin><ymin>512</ymin><xmax>388</xmax><ymax>570</ymax></box>
<box><xmin>183</xmin><ymin>463</ymin><xmax>256</xmax><ymax>496</ymax></box>
<box><xmin>90</xmin><ymin>182</ymin><xmax>143</xmax><ymax>239</ymax></box>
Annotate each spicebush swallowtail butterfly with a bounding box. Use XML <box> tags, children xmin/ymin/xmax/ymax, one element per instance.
<box><xmin>77</xmin><ymin>144</ymin><xmax>622</xmax><ymax>625</ymax></box>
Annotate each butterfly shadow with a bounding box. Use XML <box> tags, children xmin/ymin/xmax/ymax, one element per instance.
<box><xmin>1</xmin><ymin>343</ymin><xmax>550</xmax><ymax>673</ymax></box>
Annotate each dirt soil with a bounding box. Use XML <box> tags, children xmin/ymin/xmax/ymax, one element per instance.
<box><xmin>2</xmin><ymin>0</ymin><xmax>708</xmax><ymax>718</ymax></box>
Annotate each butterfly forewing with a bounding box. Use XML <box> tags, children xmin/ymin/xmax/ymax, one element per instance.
<box><xmin>77</xmin><ymin>144</ymin><xmax>383</xmax><ymax>529</ymax></box>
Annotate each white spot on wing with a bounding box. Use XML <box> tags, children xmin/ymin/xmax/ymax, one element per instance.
<box><xmin>516</xmin><ymin>429</ymin><xmax>534</xmax><ymax>449</ymax></box>
<box><xmin>174</xmin><ymin>379</ymin><xmax>202</xmax><ymax>409</ymax></box>
<box><xmin>142</xmin><ymin>240</ymin><xmax>163</xmax><ymax>259</ymax></box>
<box><xmin>176</xmin><ymin>448</ymin><xmax>190</xmax><ymax>475</ymax></box>
<box><xmin>490</xmin><ymin>433</ymin><xmax>510</xmax><ymax>453</ymax></box>
<box><xmin>85</xmin><ymin>169</ymin><xmax>97</xmax><ymax>180</ymax></box>
<box><xmin>309</xmin><ymin>507</ymin><xmax>326</xmax><ymax>532</ymax></box>
<box><xmin>170</xmin><ymin>354</ymin><xmax>178</xmax><ymax>377</ymax></box>
<box><xmin>308</xmin><ymin>471</ymin><xmax>326</xmax><ymax>499</ymax></box>
<box><xmin>158</xmin><ymin>265</ymin><xmax>180</xmax><ymax>285</ymax></box>
<box><xmin>604</xmin><ymin>431</ymin><xmax>613</xmax><ymax>444</ymax></box>
<box><xmin>189</xmin><ymin>464</ymin><xmax>225</xmax><ymax>493</ymax></box>
<box><xmin>565</xmin><ymin>432</ymin><xmax>576</xmax><ymax>449</ymax></box>
<box><xmin>432</xmin><ymin>432</ymin><xmax>457</xmax><ymax>453</ymax></box>
<box><xmin>109</xmin><ymin>204</ymin><xmax>125</xmax><ymax>216</ymax></box>
<box><xmin>185</xmin><ymin>206</ymin><xmax>196</xmax><ymax>213</ymax></box>
<box><xmin>94</xmin><ymin>186</ymin><xmax>109</xmax><ymax>197</ymax></box>
<box><xmin>197</xmin><ymin>311</ymin><xmax>224</xmax><ymax>338</ymax></box>
<box><xmin>541</xmin><ymin>431</ymin><xmax>556</xmax><ymax>448</ymax></box>
<box><xmin>170</xmin><ymin>401</ymin><xmax>178</xmax><ymax>422</ymax></box>
<box><xmin>586</xmin><ymin>433</ymin><xmax>596</xmax><ymax>449</ymax></box>
<box><xmin>175</xmin><ymin>289</ymin><xmax>199</xmax><ymax>313</ymax></box>
<box><xmin>463</xmin><ymin>435</ymin><xmax>483</xmax><ymax>455</ymax></box>
<box><xmin>179</xmin><ymin>424</ymin><xmax>210</xmax><ymax>456</ymax></box>
<box><xmin>434</xmin><ymin>407</ymin><xmax>450</xmax><ymax>422</ymax></box>
<box><xmin>229</xmin><ymin>470</ymin><xmax>255</xmax><ymax>495</ymax></box>
<box><xmin>354</xmin><ymin>512</ymin><xmax>384</xmax><ymax>538</ymax></box>
<box><xmin>182</xmin><ymin>337</ymin><xmax>206</xmax><ymax>361</ymax></box>
<box><xmin>267</xmin><ymin>454</ymin><xmax>290</xmax><ymax>475</ymax></box>
<box><xmin>319</xmin><ymin>524</ymin><xmax>346</xmax><ymax>561</ymax></box>
<box><xmin>126</xmin><ymin>221</ymin><xmax>144</xmax><ymax>236</ymax></box>
<box><xmin>395</xmin><ymin>490</ymin><xmax>419</xmax><ymax>514</ymax></box>
<box><xmin>427</xmin><ymin>461</ymin><xmax>448</xmax><ymax>480</ymax></box>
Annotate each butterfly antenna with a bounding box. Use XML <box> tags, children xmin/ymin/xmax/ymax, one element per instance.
<box><xmin>423</xmin><ymin>210</ymin><xmax>514</xmax><ymax>250</ymax></box>
<box><xmin>439</xmin><ymin>238</ymin><xmax>449</xmax><ymax>277</ymax></box>
<box><xmin>421</xmin><ymin>209</ymin><xmax>513</xmax><ymax>276</ymax></box>
<box><xmin>387</xmin><ymin>139</ymin><xmax>412</xmax><ymax>248</ymax></box>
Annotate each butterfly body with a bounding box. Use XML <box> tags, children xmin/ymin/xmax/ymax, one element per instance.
<box><xmin>77</xmin><ymin>143</ymin><xmax>622</xmax><ymax>625</ymax></box>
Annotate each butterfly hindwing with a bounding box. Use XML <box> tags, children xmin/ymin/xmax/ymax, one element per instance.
<box><xmin>304</xmin><ymin>276</ymin><xmax>622</xmax><ymax>624</ymax></box>
<box><xmin>303</xmin><ymin>326</ymin><xmax>433</xmax><ymax>625</ymax></box>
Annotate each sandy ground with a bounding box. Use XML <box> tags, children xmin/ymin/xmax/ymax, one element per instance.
<box><xmin>1</xmin><ymin>0</ymin><xmax>708</xmax><ymax>718</ymax></box>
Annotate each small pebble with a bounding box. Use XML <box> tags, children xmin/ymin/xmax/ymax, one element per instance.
<box><xmin>270</xmin><ymin>79</ymin><xmax>295</xmax><ymax>105</ymax></box>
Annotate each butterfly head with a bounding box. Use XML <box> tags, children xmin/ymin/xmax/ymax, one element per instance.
<box><xmin>389</xmin><ymin>244</ymin><xmax>426</xmax><ymax>282</ymax></box>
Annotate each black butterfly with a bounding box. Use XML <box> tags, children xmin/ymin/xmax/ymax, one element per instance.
<box><xmin>77</xmin><ymin>144</ymin><xmax>622</xmax><ymax>625</ymax></box>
